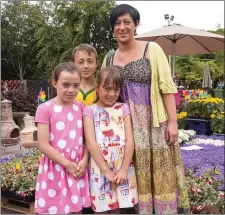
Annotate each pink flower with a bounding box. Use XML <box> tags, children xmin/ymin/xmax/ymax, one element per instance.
<box><xmin>218</xmin><ymin>192</ymin><xmax>224</xmax><ymax>199</ymax></box>
<box><xmin>20</xmin><ymin>192</ymin><xmax>25</xmax><ymax>197</ymax></box>
<box><xmin>199</xmin><ymin>176</ymin><xmax>204</xmax><ymax>180</ymax></box>
<box><xmin>208</xmin><ymin>178</ymin><xmax>213</xmax><ymax>185</ymax></box>
<box><xmin>197</xmin><ymin>206</ymin><xmax>202</xmax><ymax>212</ymax></box>
<box><xmin>197</xmin><ymin>188</ymin><xmax>201</xmax><ymax>193</ymax></box>
<box><xmin>191</xmin><ymin>187</ymin><xmax>197</xmax><ymax>193</ymax></box>
<box><xmin>191</xmin><ymin>206</ymin><xmax>197</xmax><ymax>211</ymax></box>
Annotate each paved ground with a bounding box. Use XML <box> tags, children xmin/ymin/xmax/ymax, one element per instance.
<box><xmin>1</xmin><ymin>143</ymin><xmax>31</xmax><ymax>159</ymax></box>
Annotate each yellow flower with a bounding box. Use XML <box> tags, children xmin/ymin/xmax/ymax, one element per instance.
<box><xmin>182</xmin><ymin>112</ymin><xmax>187</xmax><ymax>117</ymax></box>
<box><xmin>211</xmin><ymin>114</ymin><xmax>215</xmax><ymax>119</ymax></box>
<box><xmin>218</xmin><ymin>115</ymin><xmax>223</xmax><ymax>119</ymax></box>
<box><xmin>177</xmin><ymin>112</ymin><xmax>187</xmax><ymax>119</ymax></box>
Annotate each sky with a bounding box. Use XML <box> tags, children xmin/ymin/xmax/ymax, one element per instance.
<box><xmin>117</xmin><ymin>1</ymin><xmax>224</xmax><ymax>34</ymax></box>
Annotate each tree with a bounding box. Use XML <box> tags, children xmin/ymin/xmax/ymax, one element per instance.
<box><xmin>36</xmin><ymin>1</ymin><xmax>117</xmax><ymax>78</ymax></box>
<box><xmin>176</xmin><ymin>27</ymin><xmax>224</xmax><ymax>88</ymax></box>
<box><xmin>176</xmin><ymin>57</ymin><xmax>205</xmax><ymax>89</ymax></box>
<box><xmin>1</xmin><ymin>1</ymin><xmax>45</xmax><ymax>80</ymax></box>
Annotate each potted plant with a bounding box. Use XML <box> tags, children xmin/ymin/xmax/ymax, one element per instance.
<box><xmin>177</xmin><ymin>111</ymin><xmax>187</xmax><ymax>129</ymax></box>
<box><xmin>185</xmin><ymin>98</ymin><xmax>224</xmax><ymax>135</ymax></box>
<box><xmin>186</xmin><ymin>170</ymin><xmax>224</xmax><ymax>214</ymax></box>
<box><xmin>1</xmin><ymin>149</ymin><xmax>40</xmax><ymax>202</ymax></box>
<box><xmin>210</xmin><ymin>112</ymin><xmax>225</xmax><ymax>134</ymax></box>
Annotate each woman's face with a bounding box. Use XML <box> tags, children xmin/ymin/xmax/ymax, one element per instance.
<box><xmin>113</xmin><ymin>13</ymin><xmax>137</xmax><ymax>43</ymax></box>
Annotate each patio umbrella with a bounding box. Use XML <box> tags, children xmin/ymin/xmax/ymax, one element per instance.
<box><xmin>135</xmin><ymin>24</ymin><xmax>224</xmax><ymax>77</ymax></box>
<box><xmin>202</xmin><ymin>64</ymin><xmax>212</xmax><ymax>89</ymax></box>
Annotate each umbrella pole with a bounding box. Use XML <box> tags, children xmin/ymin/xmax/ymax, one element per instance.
<box><xmin>172</xmin><ymin>42</ymin><xmax>176</xmax><ymax>78</ymax></box>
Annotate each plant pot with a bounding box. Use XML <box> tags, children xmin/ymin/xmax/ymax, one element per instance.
<box><xmin>13</xmin><ymin>112</ymin><xmax>29</xmax><ymax>130</ymax></box>
<box><xmin>214</xmin><ymin>89</ymin><xmax>225</xmax><ymax>99</ymax></box>
<box><xmin>1</xmin><ymin>188</ymin><xmax>35</xmax><ymax>202</ymax></box>
<box><xmin>187</xmin><ymin>116</ymin><xmax>210</xmax><ymax>120</ymax></box>
<box><xmin>185</xmin><ymin>118</ymin><xmax>212</xmax><ymax>135</ymax></box>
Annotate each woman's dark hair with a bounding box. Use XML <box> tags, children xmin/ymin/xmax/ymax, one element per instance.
<box><xmin>95</xmin><ymin>66</ymin><xmax>123</xmax><ymax>102</ymax></box>
<box><xmin>51</xmin><ymin>62</ymin><xmax>80</xmax><ymax>98</ymax></box>
<box><xmin>110</xmin><ymin>4</ymin><xmax>140</xmax><ymax>34</ymax></box>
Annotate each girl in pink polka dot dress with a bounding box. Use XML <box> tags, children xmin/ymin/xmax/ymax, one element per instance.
<box><xmin>34</xmin><ymin>62</ymin><xmax>91</xmax><ymax>214</ymax></box>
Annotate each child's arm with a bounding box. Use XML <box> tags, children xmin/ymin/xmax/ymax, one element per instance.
<box><xmin>37</xmin><ymin>123</ymin><xmax>78</xmax><ymax>178</ymax></box>
<box><xmin>115</xmin><ymin>105</ymin><xmax>135</xmax><ymax>184</ymax></box>
<box><xmin>76</xmin><ymin>140</ymin><xmax>89</xmax><ymax>178</ymax></box>
<box><xmin>83</xmin><ymin>114</ymin><xmax>116</xmax><ymax>182</ymax></box>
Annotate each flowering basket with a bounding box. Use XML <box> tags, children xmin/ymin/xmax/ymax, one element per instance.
<box><xmin>186</xmin><ymin>98</ymin><xmax>224</xmax><ymax>119</ymax></box>
<box><xmin>1</xmin><ymin>149</ymin><xmax>41</xmax><ymax>201</ymax></box>
<box><xmin>211</xmin><ymin>112</ymin><xmax>225</xmax><ymax>134</ymax></box>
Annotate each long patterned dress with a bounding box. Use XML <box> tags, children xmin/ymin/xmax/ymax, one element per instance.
<box><xmin>83</xmin><ymin>103</ymin><xmax>138</xmax><ymax>212</ymax></box>
<box><xmin>105</xmin><ymin>44</ymin><xmax>190</xmax><ymax>214</ymax></box>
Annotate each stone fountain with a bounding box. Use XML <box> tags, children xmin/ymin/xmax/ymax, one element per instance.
<box><xmin>1</xmin><ymin>99</ymin><xmax>20</xmax><ymax>150</ymax></box>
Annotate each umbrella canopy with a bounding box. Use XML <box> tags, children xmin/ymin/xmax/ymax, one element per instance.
<box><xmin>135</xmin><ymin>24</ymin><xmax>224</xmax><ymax>77</ymax></box>
<box><xmin>202</xmin><ymin>64</ymin><xmax>212</xmax><ymax>89</ymax></box>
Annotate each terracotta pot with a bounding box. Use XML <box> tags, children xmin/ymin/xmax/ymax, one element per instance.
<box><xmin>20</xmin><ymin>114</ymin><xmax>38</xmax><ymax>148</ymax></box>
<box><xmin>13</xmin><ymin>112</ymin><xmax>29</xmax><ymax>130</ymax></box>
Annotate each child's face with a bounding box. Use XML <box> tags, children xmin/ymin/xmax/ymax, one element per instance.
<box><xmin>53</xmin><ymin>71</ymin><xmax>80</xmax><ymax>104</ymax></box>
<box><xmin>96</xmin><ymin>78</ymin><xmax>120</xmax><ymax>107</ymax></box>
<box><xmin>74</xmin><ymin>50</ymin><xmax>98</xmax><ymax>80</ymax></box>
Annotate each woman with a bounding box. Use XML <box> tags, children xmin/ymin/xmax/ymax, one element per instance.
<box><xmin>101</xmin><ymin>4</ymin><xmax>190</xmax><ymax>214</ymax></box>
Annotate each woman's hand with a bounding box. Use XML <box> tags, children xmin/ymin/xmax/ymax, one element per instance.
<box><xmin>161</xmin><ymin>93</ymin><xmax>178</xmax><ymax>145</ymax></box>
<box><xmin>165</xmin><ymin>120</ymin><xmax>178</xmax><ymax>145</ymax></box>
<box><xmin>114</xmin><ymin>168</ymin><xmax>128</xmax><ymax>184</ymax></box>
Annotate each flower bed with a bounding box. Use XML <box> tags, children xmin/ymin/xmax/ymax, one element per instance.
<box><xmin>1</xmin><ymin>135</ymin><xmax>224</xmax><ymax>213</ymax></box>
<box><xmin>181</xmin><ymin>135</ymin><xmax>224</xmax><ymax>213</ymax></box>
<box><xmin>186</xmin><ymin>97</ymin><xmax>224</xmax><ymax>119</ymax></box>
<box><xmin>1</xmin><ymin>149</ymin><xmax>41</xmax><ymax>201</ymax></box>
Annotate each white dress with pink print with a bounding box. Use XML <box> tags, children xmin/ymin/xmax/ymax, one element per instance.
<box><xmin>34</xmin><ymin>99</ymin><xmax>91</xmax><ymax>214</ymax></box>
<box><xmin>83</xmin><ymin>102</ymin><xmax>138</xmax><ymax>212</ymax></box>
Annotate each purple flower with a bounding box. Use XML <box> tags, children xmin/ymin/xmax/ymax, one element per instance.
<box><xmin>181</xmin><ymin>136</ymin><xmax>224</xmax><ymax>191</ymax></box>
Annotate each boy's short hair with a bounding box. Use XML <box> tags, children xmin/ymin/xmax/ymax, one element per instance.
<box><xmin>72</xmin><ymin>44</ymin><xmax>98</xmax><ymax>61</ymax></box>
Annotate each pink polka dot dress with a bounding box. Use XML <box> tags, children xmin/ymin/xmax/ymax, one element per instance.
<box><xmin>34</xmin><ymin>99</ymin><xmax>91</xmax><ymax>214</ymax></box>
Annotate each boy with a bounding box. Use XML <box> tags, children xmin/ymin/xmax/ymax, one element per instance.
<box><xmin>72</xmin><ymin>44</ymin><xmax>98</xmax><ymax>105</ymax></box>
